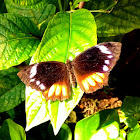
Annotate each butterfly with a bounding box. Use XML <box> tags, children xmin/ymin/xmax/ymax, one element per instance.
<box><xmin>17</xmin><ymin>42</ymin><xmax>121</xmax><ymax>101</ymax></box>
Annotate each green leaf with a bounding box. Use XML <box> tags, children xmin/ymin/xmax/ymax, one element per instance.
<box><xmin>116</xmin><ymin>129</ymin><xmax>126</xmax><ymax>140</ymax></box>
<box><xmin>0</xmin><ymin>67</ymin><xmax>25</xmax><ymax>113</ymax></box>
<box><xmin>25</xmin><ymin>87</ymin><xmax>50</xmax><ymax>131</ymax></box>
<box><xmin>0</xmin><ymin>119</ymin><xmax>26</xmax><ymax>140</ymax></box>
<box><xmin>0</xmin><ymin>0</ymin><xmax>7</xmax><ymax>13</ymax></box>
<box><xmin>5</xmin><ymin>0</ymin><xmax>60</xmax><ymax>11</ymax></box>
<box><xmin>121</xmin><ymin>96</ymin><xmax>140</xmax><ymax>117</ymax></box>
<box><xmin>0</xmin><ymin>13</ymin><xmax>41</xmax><ymax>70</ymax></box>
<box><xmin>86</xmin><ymin>0</ymin><xmax>140</xmax><ymax>36</ymax></box>
<box><xmin>32</xmin><ymin>9</ymin><xmax>97</xmax><ymax>63</ymax></box>
<box><xmin>5</xmin><ymin>1</ymin><xmax>56</xmax><ymax>28</ymax></box>
<box><xmin>5</xmin><ymin>0</ymin><xmax>50</xmax><ymax>8</ymax></box>
<box><xmin>121</xmin><ymin>96</ymin><xmax>140</xmax><ymax>128</ymax></box>
<box><xmin>85</xmin><ymin>0</ymin><xmax>115</xmax><ymax>12</ymax></box>
<box><xmin>125</xmin><ymin>116</ymin><xmax>138</xmax><ymax>128</ymax></box>
<box><xmin>47</xmin><ymin>123</ymin><xmax>72</xmax><ymax>140</ymax></box>
<box><xmin>75</xmin><ymin>109</ymin><xmax>120</xmax><ymax>140</ymax></box>
<box><xmin>6</xmin><ymin>109</ymin><xmax>16</xmax><ymax>120</ymax></box>
<box><xmin>48</xmin><ymin>86</ymin><xmax>83</xmax><ymax>135</ymax></box>
<box><xmin>127</xmin><ymin>128</ymin><xmax>140</xmax><ymax>140</ymax></box>
<box><xmin>26</xmin><ymin>9</ymin><xmax>96</xmax><ymax>134</ymax></box>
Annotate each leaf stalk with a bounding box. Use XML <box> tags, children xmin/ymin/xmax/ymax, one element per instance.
<box><xmin>58</xmin><ymin>0</ymin><xmax>63</xmax><ymax>11</ymax></box>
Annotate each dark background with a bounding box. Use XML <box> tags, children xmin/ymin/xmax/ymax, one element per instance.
<box><xmin>110</xmin><ymin>29</ymin><xmax>140</xmax><ymax>99</ymax></box>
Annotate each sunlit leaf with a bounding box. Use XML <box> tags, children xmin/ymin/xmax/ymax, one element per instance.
<box><xmin>32</xmin><ymin>9</ymin><xmax>97</xmax><ymax>63</ymax></box>
<box><xmin>115</xmin><ymin>129</ymin><xmax>126</xmax><ymax>140</ymax></box>
<box><xmin>0</xmin><ymin>13</ymin><xmax>41</xmax><ymax>70</ymax></box>
<box><xmin>25</xmin><ymin>87</ymin><xmax>50</xmax><ymax>131</ymax></box>
<box><xmin>48</xmin><ymin>86</ymin><xmax>83</xmax><ymax>135</ymax></box>
<box><xmin>127</xmin><ymin>127</ymin><xmax>140</xmax><ymax>140</ymax></box>
<box><xmin>75</xmin><ymin>109</ymin><xmax>120</xmax><ymax>140</ymax></box>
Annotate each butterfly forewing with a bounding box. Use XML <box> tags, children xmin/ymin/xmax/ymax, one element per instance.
<box><xmin>17</xmin><ymin>61</ymin><xmax>71</xmax><ymax>101</ymax></box>
<box><xmin>72</xmin><ymin>42</ymin><xmax>121</xmax><ymax>93</ymax></box>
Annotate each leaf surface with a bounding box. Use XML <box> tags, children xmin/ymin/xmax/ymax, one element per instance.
<box><xmin>25</xmin><ymin>87</ymin><xmax>50</xmax><ymax>131</ymax></box>
<box><xmin>121</xmin><ymin>96</ymin><xmax>140</xmax><ymax>128</ymax></box>
<box><xmin>0</xmin><ymin>13</ymin><xmax>41</xmax><ymax>70</ymax></box>
<box><xmin>48</xmin><ymin>86</ymin><xmax>83</xmax><ymax>135</ymax></box>
<box><xmin>75</xmin><ymin>109</ymin><xmax>120</xmax><ymax>140</ymax></box>
<box><xmin>32</xmin><ymin>9</ymin><xmax>97</xmax><ymax>63</ymax></box>
<box><xmin>0</xmin><ymin>119</ymin><xmax>26</xmax><ymax>140</ymax></box>
<box><xmin>127</xmin><ymin>128</ymin><xmax>140</xmax><ymax>140</ymax></box>
<box><xmin>47</xmin><ymin>123</ymin><xmax>72</xmax><ymax>140</ymax></box>
<box><xmin>5</xmin><ymin>1</ymin><xmax>56</xmax><ymax>29</ymax></box>
<box><xmin>0</xmin><ymin>67</ymin><xmax>25</xmax><ymax>113</ymax></box>
<box><xmin>85</xmin><ymin>0</ymin><xmax>140</xmax><ymax>36</ymax></box>
<box><xmin>5</xmin><ymin>0</ymin><xmax>51</xmax><ymax>7</ymax></box>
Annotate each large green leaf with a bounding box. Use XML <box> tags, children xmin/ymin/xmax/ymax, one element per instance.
<box><xmin>4</xmin><ymin>0</ymin><xmax>60</xmax><ymax>10</ymax></box>
<box><xmin>0</xmin><ymin>119</ymin><xmax>26</xmax><ymax>140</ymax></box>
<box><xmin>127</xmin><ymin>127</ymin><xmax>140</xmax><ymax>140</ymax></box>
<box><xmin>85</xmin><ymin>0</ymin><xmax>140</xmax><ymax>37</ymax></box>
<box><xmin>32</xmin><ymin>9</ymin><xmax>97</xmax><ymax>63</ymax></box>
<box><xmin>121</xmin><ymin>96</ymin><xmax>140</xmax><ymax>128</ymax></box>
<box><xmin>5</xmin><ymin>0</ymin><xmax>51</xmax><ymax>8</ymax></box>
<box><xmin>75</xmin><ymin>109</ymin><xmax>120</xmax><ymax>140</ymax></box>
<box><xmin>0</xmin><ymin>67</ymin><xmax>25</xmax><ymax>113</ymax></box>
<box><xmin>26</xmin><ymin>9</ymin><xmax>97</xmax><ymax>134</ymax></box>
<box><xmin>0</xmin><ymin>13</ymin><xmax>41</xmax><ymax>70</ymax></box>
<box><xmin>85</xmin><ymin>0</ymin><xmax>115</xmax><ymax>12</ymax></box>
<box><xmin>5</xmin><ymin>0</ymin><xmax>56</xmax><ymax>28</ymax></box>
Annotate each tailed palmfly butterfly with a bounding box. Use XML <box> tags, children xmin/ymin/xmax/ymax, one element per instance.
<box><xmin>17</xmin><ymin>42</ymin><xmax>121</xmax><ymax>101</ymax></box>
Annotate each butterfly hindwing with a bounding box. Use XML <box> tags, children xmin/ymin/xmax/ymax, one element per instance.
<box><xmin>17</xmin><ymin>61</ymin><xmax>71</xmax><ymax>101</ymax></box>
<box><xmin>72</xmin><ymin>42</ymin><xmax>122</xmax><ymax>93</ymax></box>
<box><xmin>73</xmin><ymin>71</ymin><xmax>109</xmax><ymax>93</ymax></box>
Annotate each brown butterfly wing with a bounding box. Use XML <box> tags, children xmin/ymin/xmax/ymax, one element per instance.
<box><xmin>17</xmin><ymin>61</ymin><xmax>71</xmax><ymax>101</ymax></box>
<box><xmin>72</xmin><ymin>42</ymin><xmax>122</xmax><ymax>93</ymax></box>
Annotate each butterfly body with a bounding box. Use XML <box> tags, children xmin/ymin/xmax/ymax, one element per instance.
<box><xmin>17</xmin><ymin>42</ymin><xmax>121</xmax><ymax>101</ymax></box>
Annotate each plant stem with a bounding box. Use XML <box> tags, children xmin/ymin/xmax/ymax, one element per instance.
<box><xmin>95</xmin><ymin>0</ymin><xmax>118</xmax><ymax>18</ymax></box>
<box><xmin>67</xmin><ymin>9</ymin><xmax>111</xmax><ymax>13</ymax></box>
<box><xmin>58</xmin><ymin>0</ymin><xmax>63</xmax><ymax>11</ymax></box>
<box><xmin>123</xmin><ymin>125</ymin><xmax>128</xmax><ymax>131</ymax></box>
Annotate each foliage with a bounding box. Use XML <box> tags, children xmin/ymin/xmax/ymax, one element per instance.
<box><xmin>0</xmin><ymin>0</ymin><xmax>140</xmax><ymax>139</ymax></box>
<box><xmin>0</xmin><ymin>119</ymin><xmax>26</xmax><ymax>140</ymax></box>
